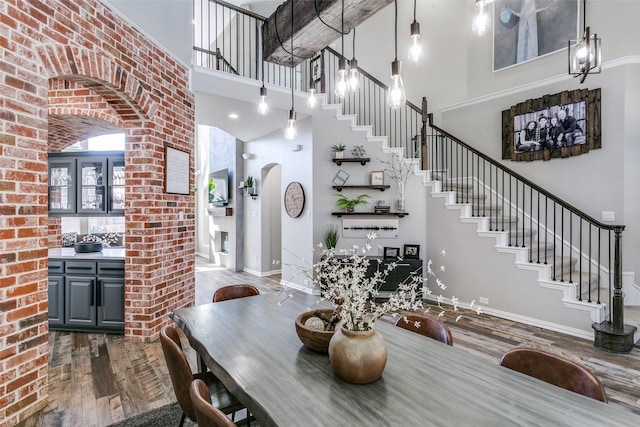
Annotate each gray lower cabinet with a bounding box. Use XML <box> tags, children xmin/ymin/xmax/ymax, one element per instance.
<box><xmin>47</xmin><ymin>274</ymin><xmax>65</xmax><ymax>326</ymax></box>
<box><xmin>48</xmin><ymin>259</ymin><xmax>124</xmax><ymax>333</ymax></box>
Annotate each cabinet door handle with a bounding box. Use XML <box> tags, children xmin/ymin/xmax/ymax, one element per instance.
<box><xmin>96</xmin><ymin>281</ymin><xmax>101</xmax><ymax>307</ymax></box>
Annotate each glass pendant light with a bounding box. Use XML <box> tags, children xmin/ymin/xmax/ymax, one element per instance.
<box><xmin>472</xmin><ymin>0</ymin><xmax>493</xmax><ymax>37</ymax></box>
<box><xmin>307</xmin><ymin>86</ymin><xmax>317</xmax><ymax>108</ymax></box>
<box><xmin>335</xmin><ymin>57</ymin><xmax>349</xmax><ymax>99</ymax></box>
<box><xmin>387</xmin><ymin>0</ymin><xmax>406</xmax><ymax>109</ymax></box>
<box><xmin>257</xmin><ymin>42</ymin><xmax>268</xmax><ymax>115</ymax></box>
<box><xmin>334</xmin><ymin>0</ymin><xmax>349</xmax><ymax>99</ymax></box>
<box><xmin>258</xmin><ymin>85</ymin><xmax>268</xmax><ymax>115</ymax></box>
<box><xmin>348</xmin><ymin>29</ymin><xmax>359</xmax><ymax>92</ymax></box>
<box><xmin>408</xmin><ymin>0</ymin><xmax>422</xmax><ymax>62</ymax></box>
<box><xmin>284</xmin><ymin>109</ymin><xmax>297</xmax><ymax>141</ymax></box>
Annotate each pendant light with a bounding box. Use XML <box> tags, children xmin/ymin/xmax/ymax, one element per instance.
<box><xmin>568</xmin><ymin>0</ymin><xmax>601</xmax><ymax>83</ymax></box>
<box><xmin>387</xmin><ymin>0</ymin><xmax>406</xmax><ymax>109</ymax></box>
<box><xmin>307</xmin><ymin>83</ymin><xmax>317</xmax><ymax>108</ymax></box>
<box><xmin>334</xmin><ymin>0</ymin><xmax>349</xmax><ymax>99</ymax></box>
<box><xmin>408</xmin><ymin>0</ymin><xmax>422</xmax><ymax>62</ymax></box>
<box><xmin>348</xmin><ymin>29</ymin><xmax>359</xmax><ymax>92</ymax></box>
<box><xmin>257</xmin><ymin>25</ymin><xmax>268</xmax><ymax>115</ymax></box>
<box><xmin>472</xmin><ymin>0</ymin><xmax>493</xmax><ymax>37</ymax></box>
<box><xmin>284</xmin><ymin>0</ymin><xmax>297</xmax><ymax>141</ymax></box>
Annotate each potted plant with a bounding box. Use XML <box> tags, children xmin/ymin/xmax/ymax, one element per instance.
<box><xmin>331</xmin><ymin>144</ymin><xmax>346</xmax><ymax>159</ymax></box>
<box><xmin>323</xmin><ymin>225</ymin><xmax>340</xmax><ymax>250</ymax></box>
<box><xmin>246</xmin><ymin>175</ymin><xmax>254</xmax><ymax>195</ymax></box>
<box><xmin>335</xmin><ymin>194</ymin><xmax>370</xmax><ymax>213</ymax></box>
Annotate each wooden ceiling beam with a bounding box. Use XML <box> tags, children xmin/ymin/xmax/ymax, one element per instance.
<box><xmin>262</xmin><ymin>0</ymin><xmax>392</xmax><ymax>67</ymax></box>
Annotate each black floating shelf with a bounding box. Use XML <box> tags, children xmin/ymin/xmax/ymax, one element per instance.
<box><xmin>332</xmin><ymin>185</ymin><xmax>390</xmax><ymax>192</ymax></box>
<box><xmin>332</xmin><ymin>212</ymin><xmax>408</xmax><ymax>218</ymax></box>
<box><xmin>332</xmin><ymin>157</ymin><xmax>370</xmax><ymax>166</ymax></box>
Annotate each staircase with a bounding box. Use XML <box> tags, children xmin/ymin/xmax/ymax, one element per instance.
<box><xmin>195</xmin><ymin>0</ymin><xmax>638</xmax><ymax>349</ymax></box>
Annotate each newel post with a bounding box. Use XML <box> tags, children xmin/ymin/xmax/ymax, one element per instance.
<box><xmin>592</xmin><ymin>225</ymin><xmax>637</xmax><ymax>353</ymax></box>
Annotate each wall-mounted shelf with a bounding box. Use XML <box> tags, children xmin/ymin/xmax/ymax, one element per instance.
<box><xmin>332</xmin><ymin>157</ymin><xmax>370</xmax><ymax>166</ymax></box>
<box><xmin>332</xmin><ymin>212</ymin><xmax>408</xmax><ymax>218</ymax></box>
<box><xmin>333</xmin><ymin>185</ymin><xmax>390</xmax><ymax>192</ymax></box>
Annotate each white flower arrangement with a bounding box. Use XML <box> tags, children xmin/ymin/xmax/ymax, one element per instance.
<box><xmin>378</xmin><ymin>153</ymin><xmax>415</xmax><ymax>208</ymax></box>
<box><xmin>275</xmin><ymin>233</ymin><xmax>480</xmax><ymax>332</ymax></box>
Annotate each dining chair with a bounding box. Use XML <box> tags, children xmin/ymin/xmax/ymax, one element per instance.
<box><xmin>499</xmin><ymin>347</ymin><xmax>608</xmax><ymax>402</ymax></box>
<box><xmin>190</xmin><ymin>379</ymin><xmax>238</xmax><ymax>427</ymax></box>
<box><xmin>394</xmin><ymin>313</ymin><xmax>453</xmax><ymax>346</ymax></box>
<box><xmin>160</xmin><ymin>325</ymin><xmax>244</xmax><ymax>427</ymax></box>
<box><xmin>212</xmin><ymin>284</ymin><xmax>260</xmax><ymax>302</ymax></box>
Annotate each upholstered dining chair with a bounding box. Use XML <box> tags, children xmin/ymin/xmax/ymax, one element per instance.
<box><xmin>190</xmin><ymin>379</ymin><xmax>238</xmax><ymax>427</ymax></box>
<box><xmin>499</xmin><ymin>347</ymin><xmax>608</xmax><ymax>403</ymax></box>
<box><xmin>160</xmin><ymin>325</ymin><xmax>244</xmax><ymax>427</ymax></box>
<box><xmin>394</xmin><ymin>313</ymin><xmax>453</xmax><ymax>346</ymax></box>
<box><xmin>212</xmin><ymin>284</ymin><xmax>260</xmax><ymax>302</ymax></box>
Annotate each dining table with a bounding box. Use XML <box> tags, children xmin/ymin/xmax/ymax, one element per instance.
<box><xmin>170</xmin><ymin>292</ymin><xmax>639</xmax><ymax>426</ymax></box>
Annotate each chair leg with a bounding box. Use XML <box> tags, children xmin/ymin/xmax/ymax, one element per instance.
<box><xmin>178</xmin><ymin>411</ymin><xmax>186</xmax><ymax>427</ymax></box>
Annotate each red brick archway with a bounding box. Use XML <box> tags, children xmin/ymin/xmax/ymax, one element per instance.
<box><xmin>0</xmin><ymin>1</ymin><xmax>195</xmax><ymax>424</ymax></box>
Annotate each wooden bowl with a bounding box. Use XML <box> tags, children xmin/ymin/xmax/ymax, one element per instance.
<box><xmin>295</xmin><ymin>309</ymin><xmax>337</xmax><ymax>353</ymax></box>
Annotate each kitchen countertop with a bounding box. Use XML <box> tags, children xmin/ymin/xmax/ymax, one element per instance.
<box><xmin>49</xmin><ymin>247</ymin><xmax>125</xmax><ymax>260</ymax></box>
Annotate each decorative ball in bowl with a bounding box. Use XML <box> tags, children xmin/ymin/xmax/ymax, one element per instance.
<box><xmin>295</xmin><ymin>308</ymin><xmax>338</xmax><ymax>353</ymax></box>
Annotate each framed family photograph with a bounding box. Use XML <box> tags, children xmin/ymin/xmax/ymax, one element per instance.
<box><xmin>383</xmin><ymin>246</ymin><xmax>400</xmax><ymax>259</ymax></box>
<box><xmin>403</xmin><ymin>244</ymin><xmax>420</xmax><ymax>259</ymax></box>
<box><xmin>370</xmin><ymin>171</ymin><xmax>384</xmax><ymax>186</ymax></box>
<box><xmin>502</xmin><ymin>88</ymin><xmax>601</xmax><ymax>162</ymax></box>
<box><xmin>493</xmin><ymin>0</ymin><xmax>579</xmax><ymax>72</ymax></box>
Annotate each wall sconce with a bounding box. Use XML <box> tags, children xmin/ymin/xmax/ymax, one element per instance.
<box><xmin>242</xmin><ymin>153</ymin><xmax>254</xmax><ymax>160</ymax></box>
<box><xmin>568</xmin><ymin>0</ymin><xmax>601</xmax><ymax>83</ymax></box>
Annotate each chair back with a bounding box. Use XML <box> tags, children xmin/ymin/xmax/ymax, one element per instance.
<box><xmin>213</xmin><ymin>284</ymin><xmax>260</xmax><ymax>302</ymax></box>
<box><xmin>190</xmin><ymin>379</ymin><xmax>237</xmax><ymax>427</ymax></box>
<box><xmin>395</xmin><ymin>314</ymin><xmax>453</xmax><ymax>346</ymax></box>
<box><xmin>160</xmin><ymin>325</ymin><xmax>198</xmax><ymax>421</ymax></box>
<box><xmin>499</xmin><ymin>347</ymin><xmax>608</xmax><ymax>402</ymax></box>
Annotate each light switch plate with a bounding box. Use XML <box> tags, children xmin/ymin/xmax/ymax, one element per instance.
<box><xmin>602</xmin><ymin>211</ymin><xmax>615</xmax><ymax>221</ymax></box>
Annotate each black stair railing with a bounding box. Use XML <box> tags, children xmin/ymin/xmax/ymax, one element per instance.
<box><xmin>424</xmin><ymin>107</ymin><xmax>625</xmax><ymax>329</ymax></box>
<box><xmin>317</xmin><ymin>47</ymin><xmax>424</xmax><ymax>159</ymax></box>
<box><xmin>193</xmin><ymin>0</ymin><xmax>311</xmax><ymax>91</ymax></box>
<box><xmin>193</xmin><ymin>0</ymin><xmax>627</xmax><ymax>332</ymax></box>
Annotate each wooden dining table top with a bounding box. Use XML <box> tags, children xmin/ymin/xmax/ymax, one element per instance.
<box><xmin>170</xmin><ymin>293</ymin><xmax>639</xmax><ymax>427</ymax></box>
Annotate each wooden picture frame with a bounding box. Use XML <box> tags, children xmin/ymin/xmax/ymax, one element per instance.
<box><xmin>403</xmin><ymin>244</ymin><xmax>420</xmax><ymax>259</ymax></box>
<box><xmin>383</xmin><ymin>246</ymin><xmax>400</xmax><ymax>259</ymax></box>
<box><xmin>370</xmin><ymin>171</ymin><xmax>384</xmax><ymax>186</ymax></box>
<box><xmin>165</xmin><ymin>146</ymin><xmax>190</xmax><ymax>194</ymax></box>
<box><xmin>502</xmin><ymin>88</ymin><xmax>601</xmax><ymax>162</ymax></box>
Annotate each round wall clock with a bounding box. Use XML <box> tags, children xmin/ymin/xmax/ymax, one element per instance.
<box><xmin>284</xmin><ymin>181</ymin><xmax>305</xmax><ymax>218</ymax></box>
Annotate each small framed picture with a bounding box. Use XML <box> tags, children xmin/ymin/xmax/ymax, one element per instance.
<box><xmin>384</xmin><ymin>246</ymin><xmax>400</xmax><ymax>258</ymax></box>
<box><xmin>370</xmin><ymin>171</ymin><xmax>384</xmax><ymax>186</ymax></box>
<box><xmin>332</xmin><ymin>169</ymin><xmax>350</xmax><ymax>186</ymax></box>
<box><xmin>403</xmin><ymin>244</ymin><xmax>420</xmax><ymax>259</ymax></box>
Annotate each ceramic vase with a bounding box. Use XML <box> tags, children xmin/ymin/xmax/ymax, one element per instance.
<box><xmin>328</xmin><ymin>326</ymin><xmax>387</xmax><ymax>384</ymax></box>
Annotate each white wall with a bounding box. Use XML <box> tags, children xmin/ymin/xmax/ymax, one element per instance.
<box><xmin>102</xmin><ymin>0</ymin><xmax>193</xmax><ymax>65</ymax></box>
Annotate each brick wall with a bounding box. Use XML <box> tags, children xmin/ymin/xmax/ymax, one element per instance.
<box><xmin>0</xmin><ymin>1</ymin><xmax>195</xmax><ymax>425</ymax></box>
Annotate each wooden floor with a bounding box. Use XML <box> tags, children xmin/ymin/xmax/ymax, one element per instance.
<box><xmin>35</xmin><ymin>257</ymin><xmax>640</xmax><ymax>426</ymax></box>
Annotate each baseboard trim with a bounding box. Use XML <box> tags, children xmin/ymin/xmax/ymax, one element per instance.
<box><xmin>426</xmin><ymin>295</ymin><xmax>593</xmax><ymax>341</ymax></box>
<box><xmin>242</xmin><ymin>267</ymin><xmax>281</xmax><ymax>277</ymax></box>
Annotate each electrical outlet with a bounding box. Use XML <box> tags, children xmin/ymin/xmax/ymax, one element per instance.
<box><xmin>479</xmin><ymin>297</ymin><xmax>489</xmax><ymax>305</ymax></box>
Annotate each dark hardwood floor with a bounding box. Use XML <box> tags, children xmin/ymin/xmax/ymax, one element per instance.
<box><xmin>35</xmin><ymin>257</ymin><xmax>640</xmax><ymax>426</ymax></box>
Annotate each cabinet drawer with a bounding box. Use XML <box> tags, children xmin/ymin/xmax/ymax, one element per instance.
<box><xmin>49</xmin><ymin>260</ymin><xmax>64</xmax><ymax>274</ymax></box>
<box><xmin>65</xmin><ymin>261</ymin><xmax>97</xmax><ymax>275</ymax></box>
<box><xmin>98</xmin><ymin>261</ymin><xmax>125</xmax><ymax>277</ymax></box>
